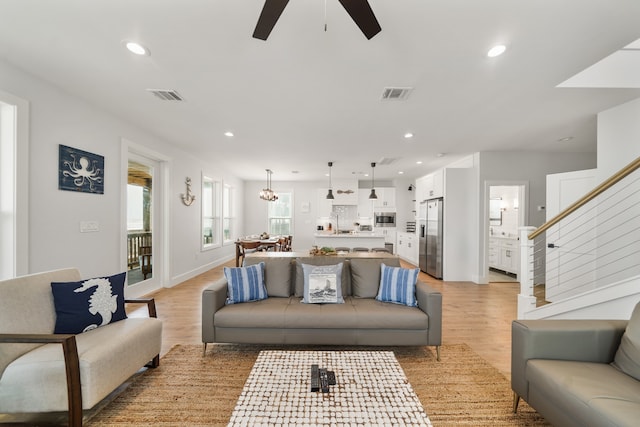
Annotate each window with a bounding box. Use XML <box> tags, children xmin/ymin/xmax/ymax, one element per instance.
<box><xmin>268</xmin><ymin>191</ymin><xmax>292</xmax><ymax>236</ymax></box>
<box><xmin>222</xmin><ymin>184</ymin><xmax>234</xmax><ymax>244</ymax></box>
<box><xmin>202</xmin><ymin>175</ymin><xmax>221</xmax><ymax>249</ymax></box>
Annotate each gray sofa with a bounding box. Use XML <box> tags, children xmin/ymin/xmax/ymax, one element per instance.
<box><xmin>512</xmin><ymin>302</ymin><xmax>640</xmax><ymax>427</ymax></box>
<box><xmin>202</xmin><ymin>256</ymin><xmax>442</xmax><ymax>359</ymax></box>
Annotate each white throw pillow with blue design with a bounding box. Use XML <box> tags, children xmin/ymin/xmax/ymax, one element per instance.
<box><xmin>301</xmin><ymin>262</ymin><xmax>344</xmax><ymax>304</ymax></box>
<box><xmin>224</xmin><ymin>262</ymin><xmax>268</xmax><ymax>304</ymax></box>
<box><xmin>376</xmin><ymin>263</ymin><xmax>419</xmax><ymax>307</ymax></box>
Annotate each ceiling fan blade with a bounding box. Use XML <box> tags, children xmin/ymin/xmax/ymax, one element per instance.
<box><xmin>337</xmin><ymin>0</ymin><xmax>381</xmax><ymax>40</ymax></box>
<box><xmin>253</xmin><ymin>0</ymin><xmax>290</xmax><ymax>40</ymax></box>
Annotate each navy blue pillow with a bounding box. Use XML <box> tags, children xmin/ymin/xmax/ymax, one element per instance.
<box><xmin>51</xmin><ymin>272</ymin><xmax>128</xmax><ymax>334</ymax></box>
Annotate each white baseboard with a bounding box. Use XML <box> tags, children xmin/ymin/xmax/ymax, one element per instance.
<box><xmin>169</xmin><ymin>255</ymin><xmax>234</xmax><ymax>288</ymax></box>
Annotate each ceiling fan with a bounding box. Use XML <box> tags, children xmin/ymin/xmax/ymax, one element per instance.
<box><xmin>253</xmin><ymin>0</ymin><xmax>381</xmax><ymax>41</ymax></box>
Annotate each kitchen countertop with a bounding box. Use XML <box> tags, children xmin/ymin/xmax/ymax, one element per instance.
<box><xmin>314</xmin><ymin>232</ymin><xmax>383</xmax><ymax>238</ymax></box>
<box><xmin>246</xmin><ymin>251</ymin><xmax>398</xmax><ymax>259</ymax></box>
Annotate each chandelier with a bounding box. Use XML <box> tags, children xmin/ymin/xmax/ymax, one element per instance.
<box><xmin>259</xmin><ymin>169</ymin><xmax>278</xmax><ymax>201</ymax></box>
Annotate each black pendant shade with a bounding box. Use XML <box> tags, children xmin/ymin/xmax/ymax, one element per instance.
<box><xmin>326</xmin><ymin>161</ymin><xmax>335</xmax><ymax>199</ymax></box>
<box><xmin>368</xmin><ymin>162</ymin><xmax>377</xmax><ymax>199</ymax></box>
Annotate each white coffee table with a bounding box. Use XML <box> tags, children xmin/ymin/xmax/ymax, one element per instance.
<box><xmin>229</xmin><ymin>350</ymin><xmax>432</xmax><ymax>426</ymax></box>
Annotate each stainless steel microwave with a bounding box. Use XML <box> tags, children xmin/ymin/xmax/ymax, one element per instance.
<box><xmin>374</xmin><ymin>212</ymin><xmax>396</xmax><ymax>227</ymax></box>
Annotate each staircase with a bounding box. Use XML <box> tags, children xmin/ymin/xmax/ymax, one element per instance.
<box><xmin>517</xmin><ymin>155</ymin><xmax>640</xmax><ymax>320</ymax></box>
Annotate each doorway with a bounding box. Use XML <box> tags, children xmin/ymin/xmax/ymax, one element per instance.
<box><xmin>123</xmin><ymin>142</ymin><xmax>169</xmax><ymax>297</ymax></box>
<box><xmin>127</xmin><ymin>158</ymin><xmax>154</xmax><ymax>286</ymax></box>
<box><xmin>487</xmin><ymin>184</ymin><xmax>527</xmax><ymax>283</ymax></box>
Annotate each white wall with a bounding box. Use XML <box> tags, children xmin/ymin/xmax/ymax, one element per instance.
<box><xmin>243</xmin><ymin>179</ymin><xmax>325</xmax><ymax>251</ymax></box>
<box><xmin>1</xmin><ymin>59</ymin><xmax>242</xmax><ymax>287</ymax></box>
<box><xmin>475</xmin><ymin>151</ymin><xmax>596</xmax><ymax>283</ymax></box>
<box><xmin>597</xmin><ymin>97</ymin><xmax>640</xmax><ymax>180</ymax></box>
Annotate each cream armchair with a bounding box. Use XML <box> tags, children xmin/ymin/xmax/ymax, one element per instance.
<box><xmin>0</xmin><ymin>268</ymin><xmax>162</xmax><ymax>427</ymax></box>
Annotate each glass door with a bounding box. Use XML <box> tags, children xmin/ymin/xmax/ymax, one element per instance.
<box><xmin>127</xmin><ymin>157</ymin><xmax>155</xmax><ymax>286</ymax></box>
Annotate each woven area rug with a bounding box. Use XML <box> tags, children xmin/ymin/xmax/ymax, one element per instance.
<box><xmin>87</xmin><ymin>344</ymin><xmax>549</xmax><ymax>426</ymax></box>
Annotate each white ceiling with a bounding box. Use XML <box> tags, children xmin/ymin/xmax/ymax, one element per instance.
<box><xmin>1</xmin><ymin>0</ymin><xmax>640</xmax><ymax>181</ymax></box>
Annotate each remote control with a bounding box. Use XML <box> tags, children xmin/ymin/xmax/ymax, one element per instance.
<box><xmin>319</xmin><ymin>368</ymin><xmax>330</xmax><ymax>393</ymax></box>
<box><xmin>326</xmin><ymin>370</ymin><xmax>336</xmax><ymax>386</ymax></box>
<box><xmin>310</xmin><ymin>364</ymin><xmax>319</xmax><ymax>392</ymax></box>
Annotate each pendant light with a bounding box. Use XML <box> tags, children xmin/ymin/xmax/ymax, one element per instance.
<box><xmin>259</xmin><ymin>169</ymin><xmax>278</xmax><ymax>201</ymax></box>
<box><xmin>368</xmin><ymin>162</ymin><xmax>378</xmax><ymax>199</ymax></box>
<box><xmin>326</xmin><ymin>161</ymin><xmax>335</xmax><ymax>199</ymax></box>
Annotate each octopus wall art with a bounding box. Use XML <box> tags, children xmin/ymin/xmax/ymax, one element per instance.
<box><xmin>58</xmin><ymin>144</ymin><xmax>105</xmax><ymax>194</ymax></box>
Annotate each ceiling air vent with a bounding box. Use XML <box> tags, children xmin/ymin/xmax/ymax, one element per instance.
<box><xmin>147</xmin><ymin>89</ymin><xmax>184</xmax><ymax>101</ymax></box>
<box><xmin>377</xmin><ymin>157</ymin><xmax>397</xmax><ymax>166</ymax></box>
<box><xmin>381</xmin><ymin>87</ymin><xmax>412</xmax><ymax>101</ymax></box>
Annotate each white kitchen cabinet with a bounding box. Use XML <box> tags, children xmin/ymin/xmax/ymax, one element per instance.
<box><xmin>489</xmin><ymin>237</ymin><xmax>519</xmax><ymax>276</ymax></box>
<box><xmin>416</xmin><ymin>170</ymin><xmax>444</xmax><ymax>201</ymax></box>
<box><xmin>378</xmin><ymin>227</ymin><xmax>396</xmax><ymax>245</ymax></box>
<box><xmin>396</xmin><ymin>232</ymin><xmax>418</xmax><ymax>265</ymax></box>
<box><xmin>372</xmin><ymin>187</ymin><xmax>396</xmax><ymax>209</ymax></box>
<box><xmin>357</xmin><ymin>190</ymin><xmax>374</xmax><ymax>218</ymax></box>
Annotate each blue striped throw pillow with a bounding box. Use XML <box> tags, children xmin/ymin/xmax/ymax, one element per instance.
<box><xmin>376</xmin><ymin>263</ymin><xmax>419</xmax><ymax>307</ymax></box>
<box><xmin>224</xmin><ymin>262</ymin><xmax>268</xmax><ymax>304</ymax></box>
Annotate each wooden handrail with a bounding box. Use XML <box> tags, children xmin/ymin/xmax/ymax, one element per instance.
<box><xmin>528</xmin><ymin>155</ymin><xmax>640</xmax><ymax>240</ymax></box>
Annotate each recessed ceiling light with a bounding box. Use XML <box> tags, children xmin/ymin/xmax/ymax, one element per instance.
<box><xmin>224</xmin><ymin>131</ymin><xmax>234</xmax><ymax>137</ymax></box>
<box><xmin>124</xmin><ymin>41</ymin><xmax>150</xmax><ymax>56</ymax></box>
<box><xmin>404</xmin><ymin>132</ymin><xmax>414</xmax><ymax>139</ymax></box>
<box><xmin>487</xmin><ymin>45</ymin><xmax>506</xmax><ymax>58</ymax></box>
<box><xmin>416</xmin><ymin>161</ymin><xmax>423</xmax><ymax>165</ymax></box>
<box><xmin>398</xmin><ymin>171</ymin><xmax>404</xmax><ymax>175</ymax></box>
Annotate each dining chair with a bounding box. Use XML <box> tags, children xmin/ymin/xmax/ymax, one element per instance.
<box><xmin>352</xmin><ymin>247</ymin><xmax>370</xmax><ymax>252</ymax></box>
<box><xmin>334</xmin><ymin>247</ymin><xmax>350</xmax><ymax>252</ymax></box>
<box><xmin>139</xmin><ymin>245</ymin><xmax>152</xmax><ymax>279</ymax></box>
<box><xmin>237</xmin><ymin>240</ymin><xmax>262</xmax><ymax>266</ymax></box>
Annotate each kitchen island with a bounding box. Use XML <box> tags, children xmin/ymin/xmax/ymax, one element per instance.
<box><xmin>314</xmin><ymin>232</ymin><xmax>386</xmax><ymax>251</ymax></box>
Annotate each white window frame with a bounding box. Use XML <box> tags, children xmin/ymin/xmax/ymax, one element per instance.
<box><xmin>202</xmin><ymin>173</ymin><xmax>222</xmax><ymax>250</ymax></box>
<box><xmin>267</xmin><ymin>190</ymin><xmax>293</xmax><ymax>236</ymax></box>
<box><xmin>222</xmin><ymin>183</ymin><xmax>235</xmax><ymax>245</ymax></box>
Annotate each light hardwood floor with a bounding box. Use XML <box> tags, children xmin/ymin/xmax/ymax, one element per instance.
<box><xmin>132</xmin><ymin>259</ymin><xmax>520</xmax><ymax>378</ymax></box>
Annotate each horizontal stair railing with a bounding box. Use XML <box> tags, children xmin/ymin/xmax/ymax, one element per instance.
<box><xmin>518</xmin><ymin>155</ymin><xmax>640</xmax><ymax>318</ymax></box>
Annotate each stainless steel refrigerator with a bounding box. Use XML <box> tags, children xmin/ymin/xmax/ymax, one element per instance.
<box><xmin>418</xmin><ymin>202</ymin><xmax>428</xmax><ymax>273</ymax></box>
<box><xmin>421</xmin><ymin>198</ymin><xmax>443</xmax><ymax>279</ymax></box>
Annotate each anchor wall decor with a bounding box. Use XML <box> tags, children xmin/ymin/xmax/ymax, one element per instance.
<box><xmin>181</xmin><ymin>177</ymin><xmax>196</xmax><ymax>206</ymax></box>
